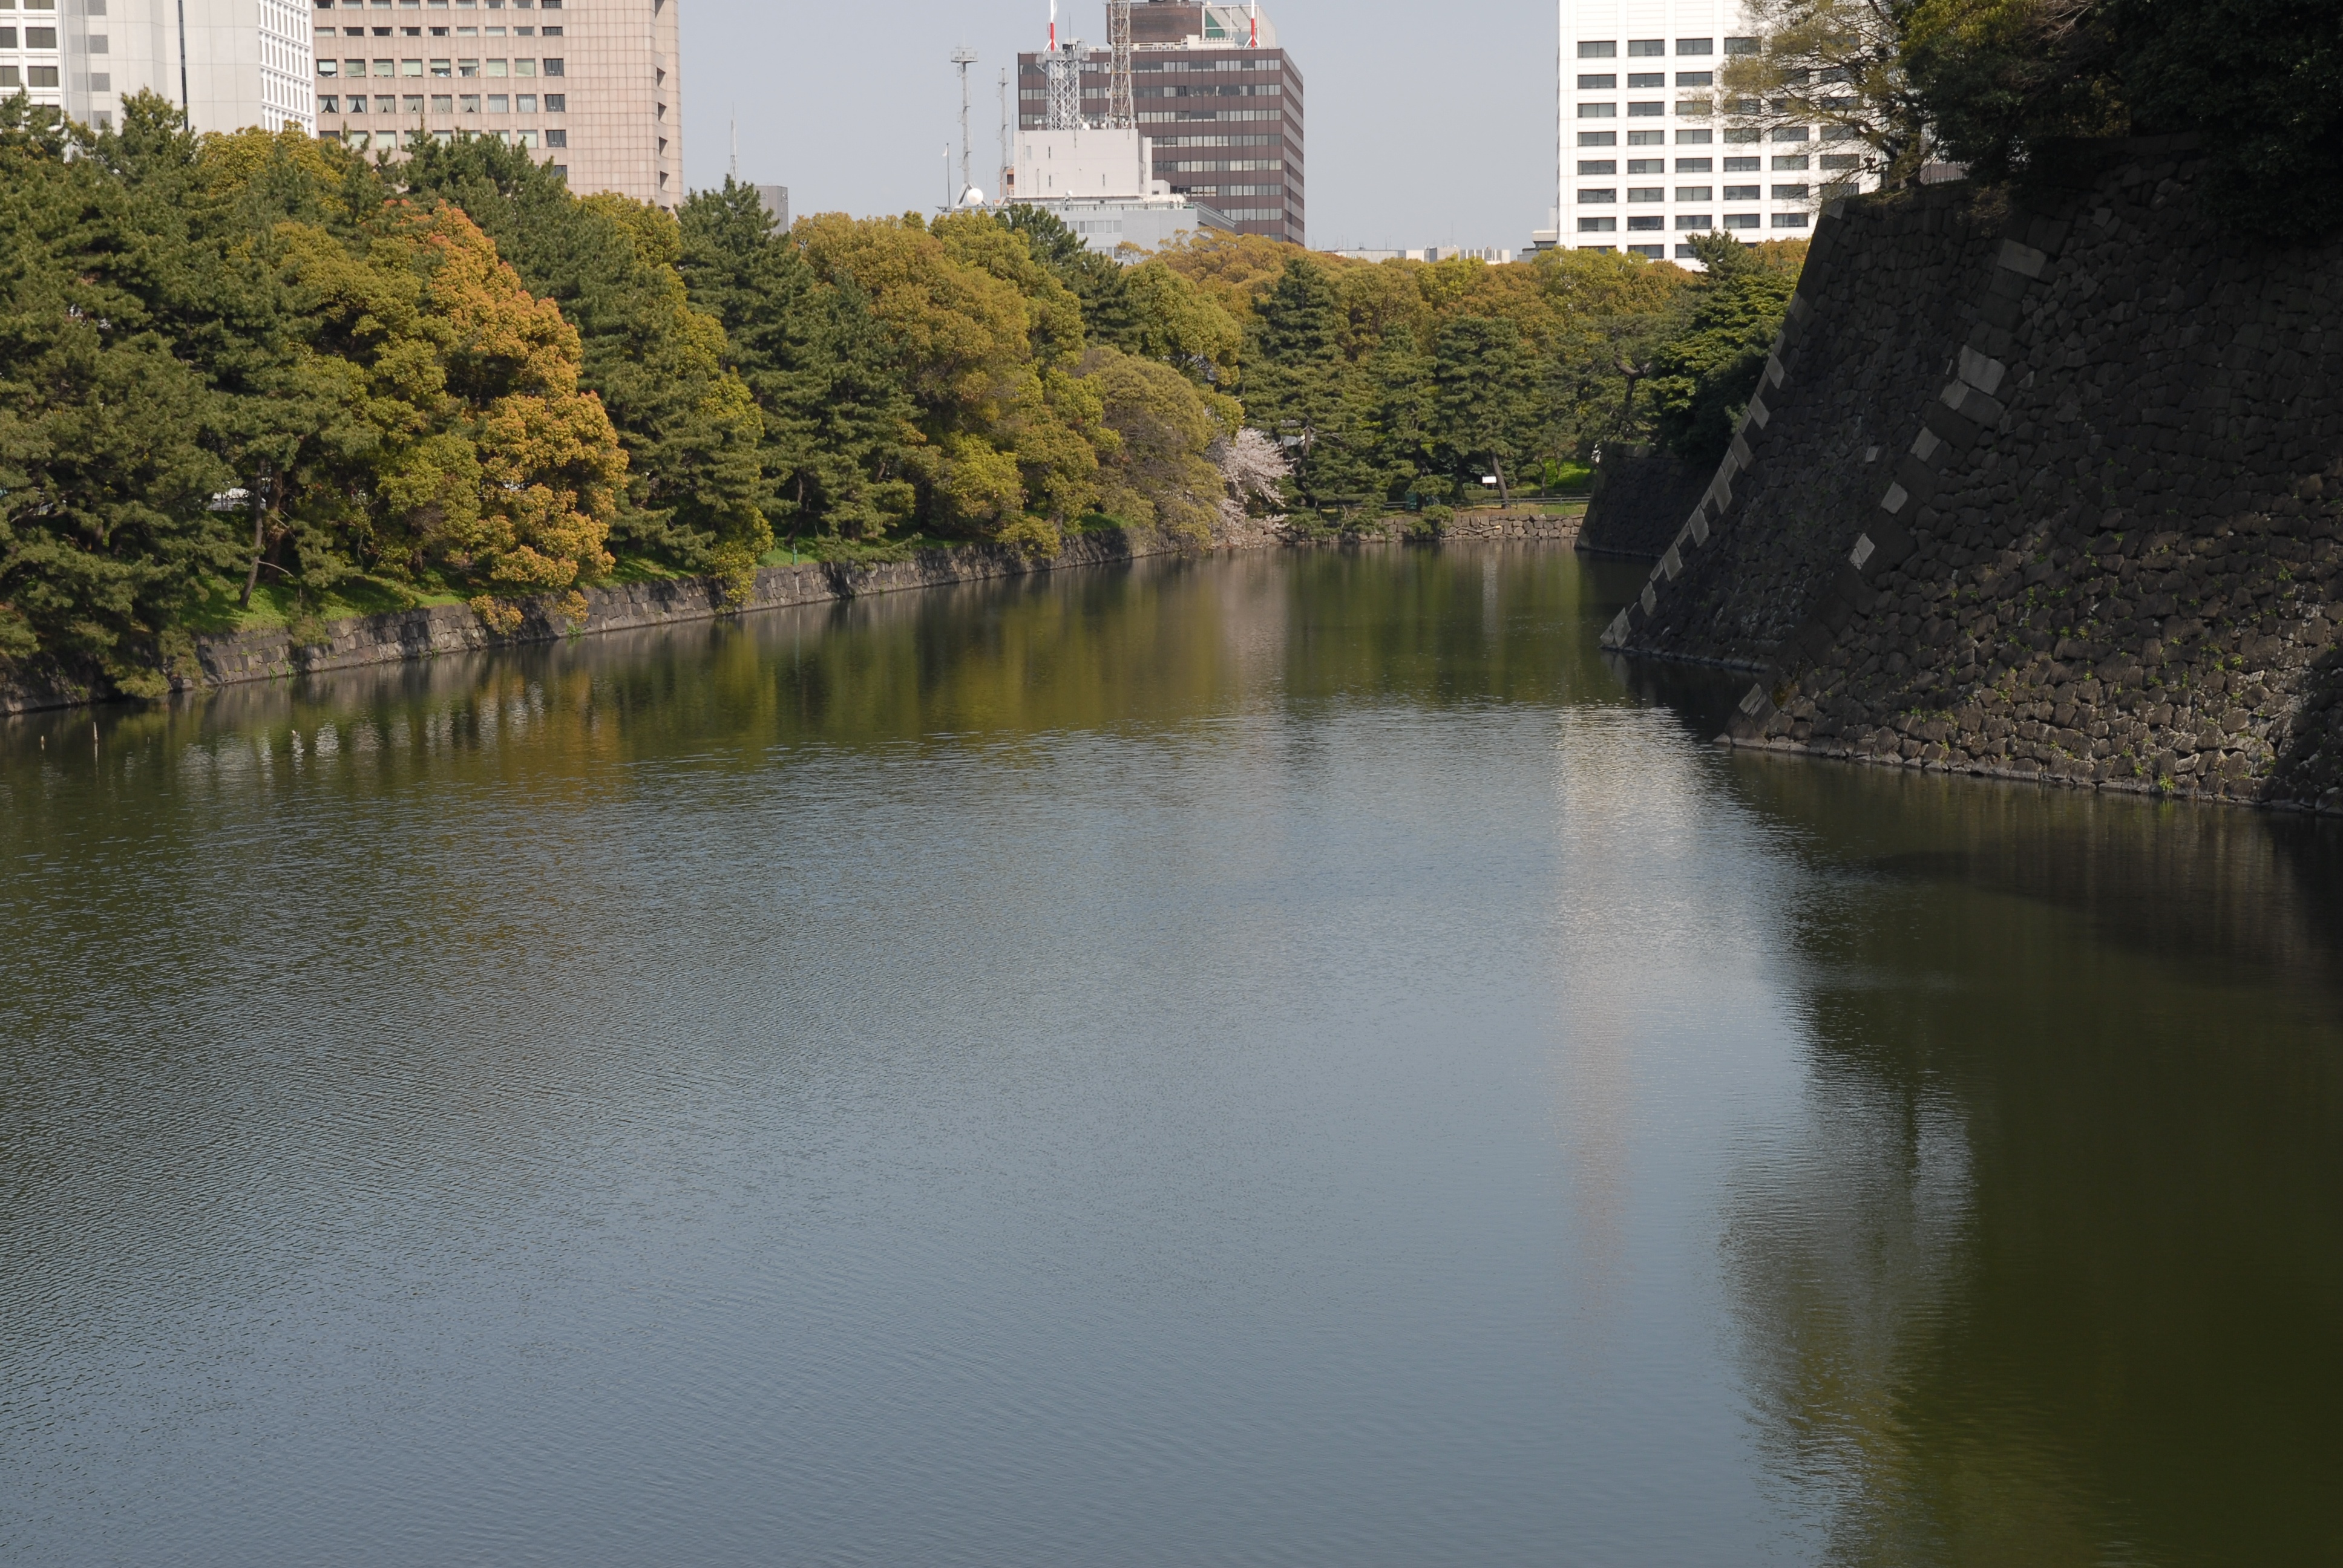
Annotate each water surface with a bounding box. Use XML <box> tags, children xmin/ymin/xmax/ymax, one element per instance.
<box><xmin>4</xmin><ymin>546</ymin><xmax>2340</xmax><ymax>1566</ymax></box>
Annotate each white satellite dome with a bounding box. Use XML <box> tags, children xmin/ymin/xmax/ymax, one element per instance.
<box><xmin>960</xmin><ymin>186</ymin><xmax>988</xmax><ymax>208</ymax></box>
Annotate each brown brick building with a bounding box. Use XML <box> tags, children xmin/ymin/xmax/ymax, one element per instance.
<box><xmin>1018</xmin><ymin>1</ymin><xmax>1303</xmax><ymax>247</ymax></box>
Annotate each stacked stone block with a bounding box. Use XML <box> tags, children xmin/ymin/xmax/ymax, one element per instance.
<box><xmin>1610</xmin><ymin>137</ymin><xmax>2343</xmax><ymax>812</ymax></box>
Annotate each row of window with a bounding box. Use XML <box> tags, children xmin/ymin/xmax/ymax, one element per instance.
<box><xmin>0</xmin><ymin>26</ymin><xmax>54</xmax><ymax>46</ymax></box>
<box><xmin>1579</xmin><ymin>185</ymin><xmax>1812</xmax><ymax>203</ymax></box>
<box><xmin>1158</xmin><ymin>158</ymin><xmax>1281</xmax><ymax>172</ymax></box>
<box><xmin>1578</xmin><ymin>104</ymin><xmax>1830</xmax><ymax>139</ymax></box>
<box><xmin>321</xmin><ymin>0</ymin><xmax>560</xmax><ymax>8</ymax></box>
<box><xmin>320</xmin><ymin>56</ymin><xmax>561</xmax><ymax>76</ymax></box>
<box><xmin>329</xmin><ymin>25</ymin><xmax>561</xmax><ymax>36</ymax></box>
<box><xmin>324</xmin><ymin>127</ymin><xmax>561</xmax><ymax>151</ymax></box>
<box><xmin>1578</xmin><ymin>129</ymin><xmax>1857</xmax><ymax>151</ymax></box>
<box><xmin>323</xmin><ymin>91</ymin><xmax>561</xmax><ymax>113</ymax></box>
<box><xmin>0</xmin><ymin>64</ymin><xmax>58</xmax><ymax>85</ymax></box>
<box><xmin>1578</xmin><ymin>73</ymin><xmax>1712</xmax><ymax>88</ymax></box>
<box><xmin>1175</xmin><ymin>183</ymin><xmax>1281</xmax><ymax>197</ymax></box>
<box><xmin>1133</xmin><ymin>83</ymin><xmax>1277</xmax><ymax>97</ymax></box>
<box><xmin>1578</xmin><ymin>38</ymin><xmax>1756</xmax><ymax>58</ymax></box>
<box><xmin>1581</xmin><ymin>157</ymin><xmax>1820</xmax><ymax>174</ymax></box>
<box><xmin>1579</xmin><ymin>214</ymin><xmax>1810</xmax><ymax>232</ymax></box>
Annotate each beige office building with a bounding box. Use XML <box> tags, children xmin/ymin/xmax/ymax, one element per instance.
<box><xmin>23</xmin><ymin>0</ymin><xmax>312</xmax><ymax>136</ymax></box>
<box><xmin>310</xmin><ymin>0</ymin><xmax>681</xmax><ymax>207</ymax></box>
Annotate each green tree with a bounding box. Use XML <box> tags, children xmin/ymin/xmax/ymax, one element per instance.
<box><xmin>1645</xmin><ymin>234</ymin><xmax>1799</xmax><ymax>464</ymax></box>
<box><xmin>1431</xmin><ymin>316</ymin><xmax>1536</xmax><ymax>503</ymax></box>
<box><xmin>1240</xmin><ymin>256</ymin><xmax>1380</xmax><ymax>511</ymax></box>
<box><xmin>677</xmin><ymin>178</ymin><xmax>920</xmax><ymax>543</ymax></box>
<box><xmin>399</xmin><ymin>136</ymin><xmax>768</xmax><ymax>586</ymax></box>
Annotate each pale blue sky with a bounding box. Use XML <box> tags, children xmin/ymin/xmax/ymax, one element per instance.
<box><xmin>682</xmin><ymin>1</ymin><xmax>1559</xmax><ymax>252</ymax></box>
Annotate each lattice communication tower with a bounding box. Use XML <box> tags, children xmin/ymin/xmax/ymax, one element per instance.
<box><xmin>1107</xmin><ymin>0</ymin><xmax>1134</xmax><ymax>128</ymax></box>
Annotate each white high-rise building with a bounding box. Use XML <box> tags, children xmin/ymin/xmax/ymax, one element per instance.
<box><xmin>1557</xmin><ymin>0</ymin><xmax>1872</xmax><ymax>264</ymax></box>
<box><xmin>55</xmin><ymin>0</ymin><xmax>313</xmax><ymax>136</ymax></box>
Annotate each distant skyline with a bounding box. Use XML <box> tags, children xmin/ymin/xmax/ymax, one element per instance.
<box><xmin>683</xmin><ymin>0</ymin><xmax>1559</xmax><ymax>252</ymax></box>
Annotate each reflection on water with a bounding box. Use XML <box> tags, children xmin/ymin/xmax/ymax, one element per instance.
<box><xmin>2</xmin><ymin>546</ymin><xmax>2339</xmax><ymax>1567</ymax></box>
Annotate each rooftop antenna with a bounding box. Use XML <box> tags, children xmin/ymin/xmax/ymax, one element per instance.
<box><xmin>1043</xmin><ymin>4</ymin><xmax>1083</xmax><ymax>132</ymax></box>
<box><xmin>952</xmin><ymin>46</ymin><xmax>980</xmax><ymax>204</ymax></box>
<box><xmin>1250</xmin><ymin>1</ymin><xmax>1259</xmax><ymax>48</ymax></box>
<box><xmin>729</xmin><ymin>103</ymin><xmax>738</xmax><ymax>182</ymax></box>
<box><xmin>998</xmin><ymin>67</ymin><xmax>1012</xmax><ymax>201</ymax></box>
<box><xmin>1107</xmin><ymin>0</ymin><xmax>1133</xmax><ymax>128</ymax></box>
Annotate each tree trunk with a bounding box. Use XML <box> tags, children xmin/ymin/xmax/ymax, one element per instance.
<box><xmin>1492</xmin><ymin>454</ymin><xmax>1510</xmax><ymax>507</ymax></box>
<box><xmin>238</xmin><ymin>484</ymin><xmax>267</xmax><ymax>609</ymax></box>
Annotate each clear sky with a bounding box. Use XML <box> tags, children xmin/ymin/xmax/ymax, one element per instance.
<box><xmin>680</xmin><ymin>1</ymin><xmax>1560</xmax><ymax>253</ymax></box>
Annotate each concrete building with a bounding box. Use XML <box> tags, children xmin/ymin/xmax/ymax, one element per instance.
<box><xmin>1556</xmin><ymin>0</ymin><xmax>1875</xmax><ymax>264</ymax></box>
<box><xmin>1</xmin><ymin>0</ymin><xmax>67</xmax><ymax>121</ymax></box>
<box><xmin>755</xmin><ymin>182</ymin><xmax>786</xmax><ymax>229</ymax></box>
<box><xmin>22</xmin><ymin>0</ymin><xmax>313</xmax><ymax>136</ymax></box>
<box><xmin>1008</xmin><ymin>122</ymin><xmax>1231</xmax><ymax>255</ymax></box>
<box><xmin>310</xmin><ymin>0</ymin><xmax>681</xmax><ymax>208</ymax></box>
<box><xmin>1018</xmin><ymin>0</ymin><xmax>1303</xmax><ymax>247</ymax></box>
<box><xmin>1332</xmin><ymin>246</ymin><xmax>1515</xmax><ymax>264</ymax></box>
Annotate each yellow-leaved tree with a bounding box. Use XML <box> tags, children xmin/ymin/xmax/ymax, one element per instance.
<box><xmin>277</xmin><ymin>201</ymin><xmax>626</xmax><ymax>630</ymax></box>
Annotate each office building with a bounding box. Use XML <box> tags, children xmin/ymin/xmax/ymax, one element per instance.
<box><xmin>26</xmin><ymin>0</ymin><xmax>314</xmax><ymax>136</ymax></box>
<box><xmin>1556</xmin><ymin>0</ymin><xmax>1875</xmax><ymax>263</ymax></box>
<box><xmin>310</xmin><ymin>0</ymin><xmax>682</xmax><ymax>207</ymax></box>
<box><xmin>1017</xmin><ymin>0</ymin><xmax>1303</xmax><ymax>247</ymax></box>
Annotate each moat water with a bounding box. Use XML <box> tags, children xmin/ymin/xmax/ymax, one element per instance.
<box><xmin>4</xmin><ymin>546</ymin><xmax>2341</xmax><ymax>1566</ymax></box>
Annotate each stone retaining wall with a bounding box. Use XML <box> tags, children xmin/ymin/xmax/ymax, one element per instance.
<box><xmin>1605</xmin><ymin>137</ymin><xmax>2343</xmax><ymax>812</ymax></box>
<box><xmin>1443</xmin><ymin>508</ymin><xmax>1584</xmax><ymax>543</ymax></box>
<box><xmin>2</xmin><ymin>525</ymin><xmax>1216</xmax><ymax>717</ymax></box>
<box><xmin>1577</xmin><ymin>449</ymin><xmax>1712</xmax><ymax>558</ymax></box>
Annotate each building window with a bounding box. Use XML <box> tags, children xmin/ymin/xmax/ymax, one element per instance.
<box><xmin>1723</xmin><ymin>183</ymin><xmax>1759</xmax><ymax>200</ymax></box>
<box><xmin>1</xmin><ymin>67</ymin><xmax>22</xmax><ymax>88</ymax></box>
<box><xmin>430</xmin><ymin>93</ymin><xmax>451</xmax><ymax>110</ymax></box>
<box><xmin>1676</xmin><ymin>186</ymin><xmax>1711</xmax><ymax>201</ymax></box>
<box><xmin>1579</xmin><ymin>188</ymin><xmax>1617</xmax><ymax>203</ymax></box>
<box><xmin>317</xmin><ymin>57</ymin><xmax>337</xmax><ymax>74</ymax></box>
<box><xmin>543</xmin><ymin>93</ymin><xmax>562</xmax><ymax>109</ymax></box>
<box><xmin>1627</xmin><ymin>157</ymin><xmax>1662</xmax><ymax>174</ymax></box>
<box><xmin>1578</xmin><ymin>216</ymin><xmax>1616</xmax><ymax>232</ymax></box>
<box><xmin>402</xmin><ymin>93</ymin><xmax>422</xmax><ymax>111</ymax></box>
<box><xmin>549</xmin><ymin>164</ymin><xmax>566</xmax><ymax>180</ymax></box>
<box><xmin>1820</xmin><ymin>153</ymin><xmax>1860</xmax><ymax>171</ymax></box>
<box><xmin>514</xmin><ymin>57</ymin><xmax>533</xmax><ymax>76</ymax></box>
<box><xmin>1577</xmin><ymin>131</ymin><xmax>1615</xmax><ymax>146</ymax></box>
<box><xmin>430</xmin><ymin>57</ymin><xmax>448</xmax><ymax>74</ymax></box>
<box><xmin>484</xmin><ymin>57</ymin><xmax>505</xmax><ymax>75</ymax></box>
<box><xmin>487</xmin><ymin>92</ymin><xmax>506</xmax><ymax>109</ymax></box>
<box><xmin>1576</xmin><ymin>73</ymin><xmax>1614</xmax><ymax>89</ymax></box>
<box><xmin>1577</xmin><ymin>40</ymin><xmax>1615</xmax><ymax>57</ymax></box>
<box><xmin>27</xmin><ymin>25</ymin><xmax>57</xmax><ymax>45</ymax></box>
<box><xmin>1773</xmin><ymin>154</ymin><xmax>1809</xmax><ymax>171</ymax></box>
<box><xmin>1676</xmin><ymin>157</ymin><xmax>1712</xmax><ymax>172</ymax></box>
<box><xmin>1627</xmin><ymin>129</ymin><xmax>1664</xmax><ymax>145</ymax></box>
<box><xmin>1772</xmin><ymin>212</ymin><xmax>1810</xmax><ymax>227</ymax></box>
<box><xmin>1628</xmin><ymin>244</ymin><xmax>1664</xmax><ymax>258</ymax></box>
<box><xmin>1772</xmin><ymin>125</ymin><xmax>1809</xmax><ymax>142</ymax></box>
<box><xmin>1628</xmin><ymin>39</ymin><xmax>1664</xmax><ymax>56</ymax></box>
<box><xmin>1627</xmin><ymin>186</ymin><xmax>1662</xmax><ymax>203</ymax></box>
<box><xmin>1676</xmin><ymin>214</ymin><xmax>1712</xmax><ymax>229</ymax></box>
<box><xmin>459</xmin><ymin>91</ymin><xmax>477</xmax><ymax>109</ymax></box>
<box><xmin>1726</xmin><ymin>36</ymin><xmax>1760</xmax><ymax>54</ymax></box>
<box><xmin>1676</xmin><ymin>128</ymin><xmax>1713</xmax><ymax>145</ymax></box>
<box><xmin>1628</xmin><ymin>72</ymin><xmax>1665</xmax><ymax>88</ymax></box>
<box><xmin>1627</xmin><ymin>216</ymin><xmax>1663</xmax><ymax>231</ymax></box>
<box><xmin>28</xmin><ymin>65</ymin><xmax>59</xmax><ymax>85</ymax></box>
<box><xmin>1675</xmin><ymin>71</ymin><xmax>1711</xmax><ymax>87</ymax></box>
<box><xmin>319</xmin><ymin>92</ymin><xmax>339</xmax><ymax>110</ymax></box>
<box><xmin>540</xmin><ymin>56</ymin><xmax>561</xmax><ymax>74</ymax></box>
<box><xmin>1725</xmin><ymin>156</ymin><xmax>1760</xmax><ymax>172</ymax></box>
<box><xmin>1772</xmin><ymin>183</ymin><xmax>1809</xmax><ymax>200</ymax></box>
<box><xmin>1674</xmin><ymin>244</ymin><xmax>1702</xmax><ymax>258</ymax></box>
<box><xmin>516</xmin><ymin>92</ymin><xmax>534</xmax><ymax>110</ymax></box>
<box><xmin>545</xmin><ymin>126</ymin><xmax>565</xmax><ymax>146</ymax></box>
<box><xmin>515</xmin><ymin>128</ymin><xmax>536</xmax><ymax>146</ymax></box>
<box><xmin>401</xmin><ymin>57</ymin><xmax>421</xmax><ymax>74</ymax></box>
<box><xmin>1577</xmin><ymin>159</ymin><xmax>1616</xmax><ymax>175</ymax></box>
<box><xmin>1627</xmin><ymin>102</ymin><xmax>1663</xmax><ymax>117</ymax></box>
<box><xmin>1577</xmin><ymin>102</ymin><xmax>1615</xmax><ymax>118</ymax></box>
<box><xmin>1723</xmin><ymin>213</ymin><xmax>1760</xmax><ymax>229</ymax></box>
<box><xmin>457</xmin><ymin>57</ymin><xmax>476</xmax><ymax>74</ymax></box>
<box><xmin>1677</xmin><ymin>38</ymin><xmax>1713</xmax><ymax>54</ymax></box>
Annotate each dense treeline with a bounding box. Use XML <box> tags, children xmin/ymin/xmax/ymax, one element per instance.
<box><xmin>0</xmin><ymin>91</ymin><xmax>1781</xmax><ymax>696</ymax></box>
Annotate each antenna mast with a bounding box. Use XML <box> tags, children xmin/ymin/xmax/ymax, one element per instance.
<box><xmin>951</xmin><ymin>46</ymin><xmax>979</xmax><ymax>202</ymax></box>
<box><xmin>998</xmin><ymin>68</ymin><xmax>1012</xmax><ymax>201</ymax></box>
<box><xmin>729</xmin><ymin>103</ymin><xmax>738</xmax><ymax>181</ymax></box>
<box><xmin>1043</xmin><ymin>1</ymin><xmax>1083</xmax><ymax>131</ymax></box>
<box><xmin>1107</xmin><ymin>0</ymin><xmax>1133</xmax><ymax>128</ymax></box>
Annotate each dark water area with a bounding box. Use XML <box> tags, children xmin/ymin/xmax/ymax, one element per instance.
<box><xmin>3</xmin><ymin>546</ymin><xmax>2340</xmax><ymax>1567</ymax></box>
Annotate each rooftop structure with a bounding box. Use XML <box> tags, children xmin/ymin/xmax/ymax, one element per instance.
<box><xmin>1018</xmin><ymin>0</ymin><xmax>1303</xmax><ymax>247</ymax></box>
